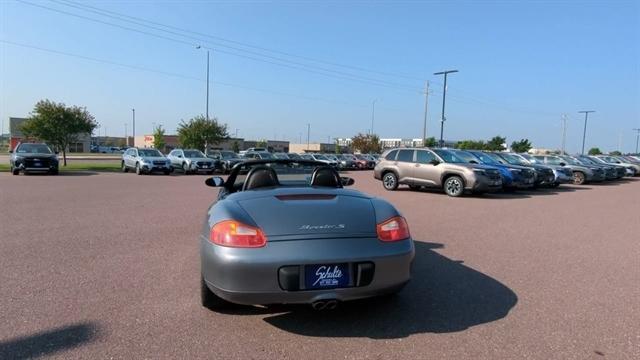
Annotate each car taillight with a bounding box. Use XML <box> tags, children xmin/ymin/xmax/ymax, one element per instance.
<box><xmin>210</xmin><ymin>220</ymin><xmax>267</xmax><ymax>248</ymax></box>
<box><xmin>376</xmin><ymin>216</ymin><xmax>410</xmax><ymax>242</ymax></box>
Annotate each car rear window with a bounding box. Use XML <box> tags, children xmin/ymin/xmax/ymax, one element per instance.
<box><xmin>396</xmin><ymin>150</ymin><xmax>414</xmax><ymax>162</ymax></box>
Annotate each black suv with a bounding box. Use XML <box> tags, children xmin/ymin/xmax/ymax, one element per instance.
<box><xmin>9</xmin><ymin>142</ymin><xmax>59</xmax><ymax>175</ymax></box>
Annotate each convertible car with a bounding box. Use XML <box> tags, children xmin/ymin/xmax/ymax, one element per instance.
<box><xmin>200</xmin><ymin>159</ymin><xmax>415</xmax><ymax>310</ymax></box>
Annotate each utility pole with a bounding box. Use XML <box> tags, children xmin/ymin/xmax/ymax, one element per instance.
<box><xmin>235</xmin><ymin>129</ymin><xmax>239</xmax><ymax>138</ymax></box>
<box><xmin>132</xmin><ymin>108</ymin><xmax>136</xmax><ymax>147</ymax></box>
<box><xmin>306</xmin><ymin>123</ymin><xmax>310</xmax><ymax>151</ymax></box>
<box><xmin>633</xmin><ymin>128</ymin><xmax>640</xmax><ymax>154</ymax></box>
<box><xmin>124</xmin><ymin>123</ymin><xmax>128</xmax><ymax>146</ymax></box>
<box><xmin>578</xmin><ymin>110</ymin><xmax>595</xmax><ymax>155</ymax></box>
<box><xmin>433</xmin><ymin>69</ymin><xmax>459</xmax><ymax>147</ymax></box>
<box><xmin>196</xmin><ymin>46</ymin><xmax>211</xmax><ymax>120</ymax></box>
<box><xmin>371</xmin><ymin>99</ymin><xmax>377</xmax><ymax>135</ymax></box>
<box><xmin>422</xmin><ymin>81</ymin><xmax>430</xmax><ymax>146</ymax></box>
<box><xmin>561</xmin><ymin>114</ymin><xmax>567</xmax><ymax>155</ymax></box>
<box><xmin>618</xmin><ymin>131</ymin><xmax>622</xmax><ymax>153</ymax></box>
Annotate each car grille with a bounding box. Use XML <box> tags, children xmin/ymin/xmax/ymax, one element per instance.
<box><xmin>197</xmin><ymin>161</ymin><xmax>212</xmax><ymax>167</ymax></box>
<box><xmin>485</xmin><ymin>169</ymin><xmax>501</xmax><ymax>180</ymax></box>
<box><xmin>522</xmin><ymin>169</ymin><xmax>535</xmax><ymax>178</ymax></box>
<box><xmin>24</xmin><ymin>158</ymin><xmax>51</xmax><ymax>167</ymax></box>
<box><xmin>153</xmin><ymin>161</ymin><xmax>166</xmax><ymax>166</ymax></box>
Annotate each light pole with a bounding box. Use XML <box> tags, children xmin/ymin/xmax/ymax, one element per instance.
<box><xmin>132</xmin><ymin>108</ymin><xmax>136</xmax><ymax>147</ymax></box>
<box><xmin>561</xmin><ymin>114</ymin><xmax>567</xmax><ymax>155</ymax></box>
<box><xmin>371</xmin><ymin>99</ymin><xmax>378</xmax><ymax>135</ymax></box>
<box><xmin>306</xmin><ymin>123</ymin><xmax>310</xmax><ymax>151</ymax></box>
<box><xmin>433</xmin><ymin>69</ymin><xmax>458</xmax><ymax>147</ymax></box>
<box><xmin>578</xmin><ymin>110</ymin><xmax>595</xmax><ymax>155</ymax></box>
<box><xmin>196</xmin><ymin>46</ymin><xmax>211</xmax><ymax>120</ymax></box>
<box><xmin>633</xmin><ymin>128</ymin><xmax>640</xmax><ymax>154</ymax></box>
<box><xmin>422</xmin><ymin>81</ymin><xmax>430</xmax><ymax>146</ymax></box>
<box><xmin>124</xmin><ymin>123</ymin><xmax>128</xmax><ymax>146</ymax></box>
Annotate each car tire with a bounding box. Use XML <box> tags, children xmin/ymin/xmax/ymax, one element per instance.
<box><xmin>201</xmin><ymin>276</ymin><xmax>231</xmax><ymax>310</ymax></box>
<box><xmin>135</xmin><ymin>162</ymin><xmax>142</xmax><ymax>175</ymax></box>
<box><xmin>122</xmin><ymin>162</ymin><xmax>129</xmax><ymax>173</ymax></box>
<box><xmin>443</xmin><ymin>176</ymin><xmax>465</xmax><ymax>197</ymax></box>
<box><xmin>382</xmin><ymin>172</ymin><xmax>398</xmax><ymax>191</ymax></box>
<box><xmin>573</xmin><ymin>171</ymin><xmax>586</xmax><ymax>185</ymax></box>
<box><xmin>11</xmin><ymin>166</ymin><xmax>19</xmax><ymax>175</ymax></box>
<box><xmin>182</xmin><ymin>163</ymin><xmax>190</xmax><ymax>175</ymax></box>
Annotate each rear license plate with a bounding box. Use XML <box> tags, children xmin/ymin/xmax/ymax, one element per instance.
<box><xmin>305</xmin><ymin>264</ymin><xmax>349</xmax><ymax>289</ymax></box>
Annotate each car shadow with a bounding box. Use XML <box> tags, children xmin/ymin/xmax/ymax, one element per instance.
<box><xmin>0</xmin><ymin>322</ymin><xmax>100</xmax><ymax>359</ymax></box>
<box><xmin>215</xmin><ymin>241</ymin><xmax>517</xmax><ymax>338</ymax></box>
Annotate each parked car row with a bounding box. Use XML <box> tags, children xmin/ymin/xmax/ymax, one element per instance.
<box><xmin>374</xmin><ymin>147</ymin><xmax>640</xmax><ymax>197</ymax></box>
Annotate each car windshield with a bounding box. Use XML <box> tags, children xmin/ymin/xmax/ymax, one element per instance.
<box><xmin>139</xmin><ymin>149</ymin><xmax>163</xmax><ymax>157</ymax></box>
<box><xmin>343</xmin><ymin>154</ymin><xmax>356</xmax><ymax>160</ymax></box>
<box><xmin>231</xmin><ymin>161</ymin><xmax>338</xmax><ymax>189</ymax></box>
<box><xmin>433</xmin><ymin>149</ymin><xmax>465</xmax><ymax>163</ymax></box>
<box><xmin>273</xmin><ymin>153</ymin><xmax>289</xmax><ymax>159</ymax></box>
<box><xmin>483</xmin><ymin>152</ymin><xmax>508</xmax><ymax>164</ymax></box>
<box><xmin>499</xmin><ymin>153</ymin><xmax>528</xmax><ymax>166</ymax></box>
<box><xmin>287</xmin><ymin>153</ymin><xmax>301</xmax><ymax>159</ymax></box>
<box><xmin>313</xmin><ymin>154</ymin><xmax>328</xmax><ymax>160</ymax></box>
<box><xmin>469</xmin><ymin>151</ymin><xmax>499</xmax><ymax>165</ymax></box>
<box><xmin>255</xmin><ymin>152</ymin><xmax>274</xmax><ymax>159</ymax></box>
<box><xmin>184</xmin><ymin>150</ymin><xmax>205</xmax><ymax>158</ymax></box>
<box><xmin>220</xmin><ymin>151</ymin><xmax>239</xmax><ymax>159</ymax></box>
<box><xmin>452</xmin><ymin>150</ymin><xmax>480</xmax><ymax>164</ymax></box>
<box><xmin>16</xmin><ymin>144</ymin><xmax>53</xmax><ymax>154</ymax></box>
<box><xmin>577</xmin><ymin>157</ymin><xmax>596</xmax><ymax>165</ymax></box>
<box><xmin>545</xmin><ymin>156</ymin><xmax>565</xmax><ymax>165</ymax></box>
<box><xmin>559</xmin><ymin>156</ymin><xmax>581</xmax><ymax>165</ymax></box>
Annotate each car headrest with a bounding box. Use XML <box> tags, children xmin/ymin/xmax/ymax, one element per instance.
<box><xmin>310</xmin><ymin>166</ymin><xmax>342</xmax><ymax>188</ymax></box>
<box><xmin>242</xmin><ymin>166</ymin><xmax>280</xmax><ymax>191</ymax></box>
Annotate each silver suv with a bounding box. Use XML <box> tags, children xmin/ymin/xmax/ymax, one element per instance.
<box><xmin>374</xmin><ymin>148</ymin><xmax>502</xmax><ymax>197</ymax></box>
<box><xmin>167</xmin><ymin>149</ymin><xmax>215</xmax><ymax>175</ymax></box>
<box><xmin>122</xmin><ymin>148</ymin><xmax>172</xmax><ymax>175</ymax></box>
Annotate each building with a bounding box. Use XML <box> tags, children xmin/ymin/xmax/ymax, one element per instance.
<box><xmin>208</xmin><ymin>138</ymin><xmax>245</xmax><ymax>152</ymax></box>
<box><xmin>134</xmin><ymin>134</ymin><xmax>180</xmax><ymax>153</ymax></box>
<box><xmin>8</xmin><ymin>117</ymin><xmax>91</xmax><ymax>152</ymax></box>
<box><xmin>379</xmin><ymin>138</ymin><xmax>425</xmax><ymax>149</ymax></box>
<box><xmin>289</xmin><ymin>143</ymin><xmax>343</xmax><ymax>153</ymax></box>
<box><xmin>243</xmin><ymin>140</ymin><xmax>290</xmax><ymax>153</ymax></box>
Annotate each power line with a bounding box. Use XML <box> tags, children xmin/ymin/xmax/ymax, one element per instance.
<box><xmin>17</xmin><ymin>0</ymin><xmax>423</xmax><ymax>93</ymax></box>
<box><xmin>55</xmin><ymin>0</ymin><xmax>427</xmax><ymax>82</ymax></box>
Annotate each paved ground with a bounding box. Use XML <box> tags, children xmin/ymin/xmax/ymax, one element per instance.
<box><xmin>1</xmin><ymin>171</ymin><xmax>638</xmax><ymax>359</ymax></box>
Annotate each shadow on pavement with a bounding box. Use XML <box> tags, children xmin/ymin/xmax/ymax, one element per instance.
<box><xmin>0</xmin><ymin>322</ymin><xmax>100</xmax><ymax>359</ymax></box>
<box><xmin>255</xmin><ymin>241</ymin><xmax>517</xmax><ymax>338</ymax></box>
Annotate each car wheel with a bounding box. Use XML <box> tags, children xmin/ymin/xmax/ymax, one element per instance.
<box><xmin>443</xmin><ymin>176</ymin><xmax>465</xmax><ymax>197</ymax></box>
<box><xmin>11</xmin><ymin>166</ymin><xmax>19</xmax><ymax>175</ymax></box>
<box><xmin>382</xmin><ymin>172</ymin><xmax>398</xmax><ymax>190</ymax></box>
<box><xmin>573</xmin><ymin>171</ymin><xmax>586</xmax><ymax>185</ymax></box>
<box><xmin>408</xmin><ymin>185</ymin><xmax>421</xmax><ymax>191</ymax></box>
<box><xmin>135</xmin><ymin>162</ymin><xmax>142</xmax><ymax>175</ymax></box>
<box><xmin>201</xmin><ymin>276</ymin><xmax>231</xmax><ymax>310</ymax></box>
<box><xmin>121</xmin><ymin>162</ymin><xmax>129</xmax><ymax>173</ymax></box>
<box><xmin>182</xmin><ymin>163</ymin><xmax>190</xmax><ymax>175</ymax></box>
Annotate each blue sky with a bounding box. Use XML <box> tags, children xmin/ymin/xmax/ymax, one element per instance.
<box><xmin>1</xmin><ymin>0</ymin><xmax>638</xmax><ymax>152</ymax></box>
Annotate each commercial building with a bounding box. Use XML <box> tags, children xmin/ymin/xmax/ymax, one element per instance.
<box><xmin>8</xmin><ymin>117</ymin><xmax>91</xmax><ymax>152</ymax></box>
<box><xmin>134</xmin><ymin>134</ymin><xmax>180</xmax><ymax>153</ymax></box>
<box><xmin>243</xmin><ymin>140</ymin><xmax>290</xmax><ymax>153</ymax></box>
<box><xmin>289</xmin><ymin>143</ymin><xmax>347</xmax><ymax>153</ymax></box>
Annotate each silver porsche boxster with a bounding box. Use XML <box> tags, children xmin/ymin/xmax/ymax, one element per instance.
<box><xmin>200</xmin><ymin>159</ymin><xmax>415</xmax><ymax>310</ymax></box>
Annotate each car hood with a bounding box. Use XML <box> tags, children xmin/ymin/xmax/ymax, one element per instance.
<box><xmin>141</xmin><ymin>156</ymin><xmax>167</xmax><ymax>162</ymax></box>
<box><xmin>458</xmin><ymin>163</ymin><xmax>499</xmax><ymax>171</ymax></box>
<box><xmin>233</xmin><ymin>189</ymin><xmax>376</xmax><ymax>239</ymax></box>
<box><xmin>185</xmin><ymin>157</ymin><xmax>212</xmax><ymax>162</ymax></box>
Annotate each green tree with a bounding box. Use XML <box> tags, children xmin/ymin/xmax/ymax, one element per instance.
<box><xmin>485</xmin><ymin>136</ymin><xmax>507</xmax><ymax>151</ymax></box>
<box><xmin>20</xmin><ymin>99</ymin><xmax>97</xmax><ymax>166</ymax></box>
<box><xmin>350</xmin><ymin>133</ymin><xmax>381</xmax><ymax>154</ymax></box>
<box><xmin>153</xmin><ymin>125</ymin><xmax>166</xmax><ymax>151</ymax></box>
<box><xmin>423</xmin><ymin>136</ymin><xmax>437</xmax><ymax>147</ymax></box>
<box><xmin>256</xmin><ymin>139</ymin><xmax>268</xmax><ymax>148</ymax></box>
<box><xmin>334</xmin><ymin>140</ymin><xmax>341</xmax><ymax>154</ymax></box>
<box><xmin>588</xmin><ymin>147</ymin><xmax>602</xmax><ymax>155</ymax></box>
<box><xmin>177</xmin><ymin>115</ymin><xmax>228</xmax><ymax>153</ymax></box>
<box><xmin>609</xmin><ymin>150</ymin><xmax>622</xmax><ymax>156</ymax></box>
<box><xmin>232</xmin><ymin>141</ymin><xmax>240</xmax><ymax>153</ymax></box>
<box><xmin>510</xmin><ymin>139</ymin><xmax>532</xmax><ymax>153</ymax></box>
<box><xmin>455</xmin><ymin>140</ymin><xmax>486</xmax><ymax>150</ymax></box>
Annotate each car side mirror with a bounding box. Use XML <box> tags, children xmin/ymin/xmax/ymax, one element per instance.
<box><xmin>559</xmin><ymin>162</ymin><xmax>566</xmax><ymax>167</ymax></box>
<box><xmin>205</xmin><ymin>177</ymin><xmax>225</xmax><ymax>187</ymax></box>
<box><xmin>341</xmin><ymin>177</ymin><xmax>355</xmax><ymax>186</ymax></box>
<box><xmin>429</xmin><ymin>159</ymin><xmax>440</xmax><ymax>165</ymax></box>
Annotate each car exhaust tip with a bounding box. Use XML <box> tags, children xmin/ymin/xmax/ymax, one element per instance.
<box><xmin>311</xmin><ymin>299</ymin><xmax>339</xmax><ymax>311</ymax></box>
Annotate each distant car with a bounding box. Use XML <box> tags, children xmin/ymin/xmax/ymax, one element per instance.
<box><xmin>374</xmin><ymin>148</ymin><xmax>502</xmax><ymax>197</ymax></box>
<box><xmin>244</xmin><ymin>151</ymin><xmax>275</xmax><ymax>160</ymax></box>
<box><xmin>595</xmin><ymin>155</ymin><xmax>640</xmax><ymax>176</ymax></box>
<box><xmin>9</xmin><ymin>142</ymin><xmax>59</xmax><ymax>175</ymax></box>
<box><xmin>464</xmin><ymin>150</ymin><xmax>536</xmax><ymax>189</ymax></box>
<box><xmin>334</xmin><ymin>154</ymin><xmax>357</xmax><ymax>169</ymax></box>
<box><xmin>574</xmin><ymin>156</ymin><xmax>625</xmax><ymax>179</ymax></box>
<box><xmin>273</xmin><ymin>153</ymin><xmax>290</xmax><ymax>160</ymax></box>
<box><xmin>354</xmin><ymin>154</ymin><xmax>376</xmax><ymax>169</ymax></box>
<box><xmin>240</xmin><ymin>147</ymin><xmax>267</xmax><ymax>156</ymax></box>
<box><xmin>520</xmin><ymin>154</ymin><xmax>573</xmax><ymax>186</ymax></box>
<box><xmin>167</xmin><ymin>149</ymin><xmax>215</xmax><ymax>175</ymax></box>
<box><xmin>493</xmin><ymin>152</ymin><xmax>555</xmax><ymax>188</ymax></box>
<box><xmin>287</xmin><ymin>153</ymin><xmax>302</xmax><ymax>160</ymax></box>
<box><xmin>207</xmin><ymin>150</ymin><xmax>242</xmax><ymax>174</ymax></box>
<box><xmin>308</xmin><ymin>154</ymin><xmax>339</xmax><ymax>168</ymax></box>
<box><xmin>121</xmin><ymin>147</ymin><xmax>172</xmax><ymax>175</ymax></box>
<box><xmin>200</xmin><ymin>159</ymin><xmax>414</xmax><ymax>310</ymax></box>
<box><xmin>537</xmin><ymin>155</ymin><xmax>604</xmax><ymax>185</ymax></box>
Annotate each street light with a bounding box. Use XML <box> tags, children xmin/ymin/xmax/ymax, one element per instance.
<box><xmin>196</xmin><ymin>45</ymin><xmax>211</xmax><ymax>120</ymax></box>
<box><xmin>633</xmin><ymin>128</ymin><xmax>640</xmax><ymax>154</ymax></box>
<box><xmin>433</xmin><ymin>69</ymin><xmax>458</xmax><ymax>147</ymax></box>
<box><xmin>578</xmin><ymin>110</ymin><xmax>595</xmax><ymax>155</ymax></box>
<box><xmin>371</xmin><ymin>99</ymin><xmax>378</xmax><ymax>135</ymax></box>
<box><xmin>131</xmin><ymin>108</ymin><xmax>136</xmax><ymax>147</ymax></box>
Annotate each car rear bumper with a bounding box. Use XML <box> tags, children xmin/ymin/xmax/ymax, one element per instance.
<box><xmin>201</xmin><ymin>236</ymin><xmax>414</xmax><ymax>305</ymax></box>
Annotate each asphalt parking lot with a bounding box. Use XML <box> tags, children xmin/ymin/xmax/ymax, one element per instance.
<box><xmin>1</xmin><ymin>171</ymin><xmax>638</xmax><ymax>359</ymax></box>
